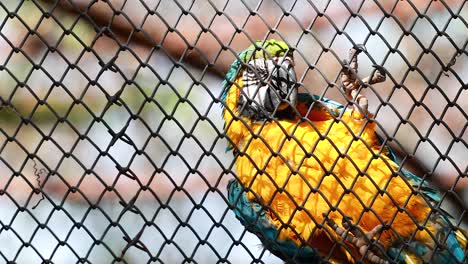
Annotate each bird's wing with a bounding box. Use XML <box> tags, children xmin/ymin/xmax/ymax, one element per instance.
<box><xmin>228</xmin><ymin>94</ymin><xmax>466</xmax><ymax>263</ymax></box>
<box><xmin>295</xmin><ymin>93</ymin><xmax>344</xmax><ymax>121</ymax></box>
<box><xmin>227</xmin><ymin>180</ymin><xmax>324</xmax><ymax>263</ymax></box>
<box><xmin>296</xmin><ymin>93</ymin><xmax>443</xmax><ymax>204</ymax></box>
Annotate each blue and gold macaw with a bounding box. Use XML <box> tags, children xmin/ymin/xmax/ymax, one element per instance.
<box><xmin>222</xmin><ymin>39</ymin><xmax>467</xmax><ymax>263</ymax></box>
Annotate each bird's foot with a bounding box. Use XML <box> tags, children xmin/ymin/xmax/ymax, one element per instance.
<box><xmin>341</xmin><ymin>46</ymin><xmax>386</xmax><ymax>121</ymax></box>
<box><xmin>323</xmin><ymin>213</ymin><xmax>390</xmax><ymax>264</ymax></box>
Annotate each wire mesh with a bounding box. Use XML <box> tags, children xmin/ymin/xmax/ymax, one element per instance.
<box><xmin>0</xmin><ymin>0</ymin><xmax>466</xmax><ymax>263</ymax></box>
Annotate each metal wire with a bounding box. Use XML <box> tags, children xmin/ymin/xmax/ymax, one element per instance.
<box><xmin>0</xmin><ymin>0</ymin><xmax>466</xmax><ymax>263</ymax></box>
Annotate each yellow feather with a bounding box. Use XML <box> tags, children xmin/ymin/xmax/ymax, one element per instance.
<box><xmin>403</xmin><ymin>251</ymin><xmax>423</xmax><ymax>264</ymax></box>
<box><xmin>224</xmin><ymin>79</ymin><xmax>435</xmax><ymax>261</ymax></box>
<box><xmin>455</xmin><ymin>230</ymin><xmax>467</xmax><ymax>250</ymax></box>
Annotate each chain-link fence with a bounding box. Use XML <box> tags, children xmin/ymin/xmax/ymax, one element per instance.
<box><xmin>0</xmin><ymin>0</ymin><xmax>466</xmax><ymax>263</ymax></box>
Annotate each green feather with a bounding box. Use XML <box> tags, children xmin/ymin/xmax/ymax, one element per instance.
<box><xmin>220</xmin><ymin>40</ymin><xmax>292</xmax><ymax>105</ymax></box>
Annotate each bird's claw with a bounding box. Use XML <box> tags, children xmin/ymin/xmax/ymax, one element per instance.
<box><xmin>353</xmin><ymin>44</ymin><xmax>367</xmax><ymax>53</ymax></box>
<box><xmin>323</xmin><ymin>213</ymin><xmax>390</xmax><ymax>264</ymax></box>
<box><xmin>365</xmin><ymin>65</ymin><xmax>387</xmax><ymax>85</ymax></box>
<box><xmin>341</xmin><ymin>46</ymin><xmax>386</xmax><ymax>121</ymax></box>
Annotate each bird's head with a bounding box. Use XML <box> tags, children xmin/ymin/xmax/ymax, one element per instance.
<box><xmin>221</xmin><ymin>40</ymin><xmax>298</xmax><ymax>121</ymax></box>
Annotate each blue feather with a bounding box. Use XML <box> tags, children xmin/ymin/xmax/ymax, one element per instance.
<box><xmin>227</xmin><ymin>180</ymin><xmax>322</xmax><ymax>263</ymax></box>
<box><xmin>220</xmin><ymin>59</ymin><xmax>242</xmax><ymax>105</ymax></box>
<box><xmin>227</xmin><ymin>95</ymin><xmax>467</xmax><ymax>263</ymax></box>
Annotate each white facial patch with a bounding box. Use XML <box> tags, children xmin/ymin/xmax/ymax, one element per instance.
<box><xmin>238</xmin><ymin>56</ymin><xmax>297</xmax><ymax>119</ymax></box>
<box><xmin>241</xmin><ymin>58</ymin><xmax>276</xmax><ymax>110</ymax></box>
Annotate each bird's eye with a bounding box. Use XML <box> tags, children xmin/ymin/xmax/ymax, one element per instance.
<box><xmin>245</xmin><ymin>64</ymin><xmax>268</xmax><ymax>84</ymax></box>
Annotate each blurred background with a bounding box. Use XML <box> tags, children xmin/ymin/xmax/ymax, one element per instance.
<box><xmin>0</xmin><ymin>0</ymin><xmax>466</xmax><ymax>263</ymax></box>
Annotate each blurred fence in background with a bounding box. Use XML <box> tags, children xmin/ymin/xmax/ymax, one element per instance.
<box><xmin>0</xmin><ymin>0</ymin><xmax>466</xmax><ymax>263</ymax></box>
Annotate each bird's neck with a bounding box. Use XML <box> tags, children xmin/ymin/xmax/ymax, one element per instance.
<box><xmin>223</xmin><ymin>77</ymin><xmax>247</xmax><ymax>150</ymax></box>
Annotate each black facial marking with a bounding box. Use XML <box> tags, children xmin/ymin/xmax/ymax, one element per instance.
<box><xmin>239</xmin><ymin>57</ymin><xmax>298</xmax><ymax>120</ymax></box>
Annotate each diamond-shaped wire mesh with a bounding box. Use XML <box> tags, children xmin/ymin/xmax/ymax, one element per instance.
<box><xmin>0</xmin><ymin>0</ymin><xmax>466</xmax><ymax>263</ymax></box>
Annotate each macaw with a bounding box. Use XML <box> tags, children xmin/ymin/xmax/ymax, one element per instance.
<box><xmin>222</xmin><ymin>39</ymin><xmax>467</xmax><ymax>263</ymax></box>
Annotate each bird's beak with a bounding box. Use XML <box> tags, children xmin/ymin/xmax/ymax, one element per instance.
<box><xmin>264</xmin><ymin>57</ymin><xmax>298</xmax><ymax>112</ymax></box>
